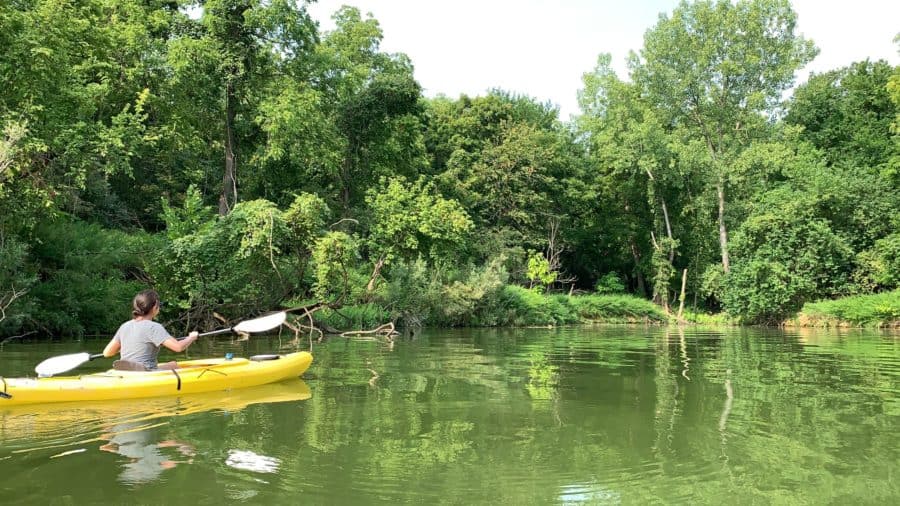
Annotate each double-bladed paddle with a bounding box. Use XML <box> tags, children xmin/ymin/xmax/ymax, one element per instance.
<box><xmin>33</xmin><ymin>311</ymin><xmax>287</xmax><ymax>377</ymax></box>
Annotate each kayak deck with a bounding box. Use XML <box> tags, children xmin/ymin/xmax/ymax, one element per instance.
<box><xmin>0</xmin><ymin>351</ymin><xmax>312</xmax><ymax>406</ymax></box>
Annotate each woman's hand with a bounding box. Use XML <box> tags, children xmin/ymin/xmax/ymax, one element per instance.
<box><xmin>162</xmin><ymin>331</ymin><xmax>199</xmax><ymax>353</ymax></box>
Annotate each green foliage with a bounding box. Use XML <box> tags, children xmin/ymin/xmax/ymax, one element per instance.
<box><xmin>160</xmin><ymin>185</ymin><xmax>215</xmax><ymax>241</ymax></box>
<box><xmin>379</xmin><ymin>258</ymin><xmax>442</xmax><ymax>327</ymax></box>
<box><xmin>1</xmin><ymin>0</ymin><xmax>897</xmax><ymax>334</ymax></box>
<box><xmin>722</xmin><ymin>196</ymin><xmax>854</xmax><ymax>324</ymax></box>
<box><xmin>481</xmin><ymin>288</ymin><xmax>667</xmax><ymax>326</ymax></box>
<box><xmin>365</xmin><ymin>176</ymin><xmax>473</xmax><ymax>266</ymax></box>
<box><xmin>440</xmin><ymin>257</ymin><xmax>509</xmax><ymax>326</ymax></box>
<box><xmin>154</xmin><ymin>198</ymin><xmax>316</xmax><ymax>324</ymax></box>
<box><xmin>786</xmin><ymin>60</ymin><xmax>898</xmax><ymax>170</ymax></box>
<box><xmin>380</xmin><ymin>256</ymin><xmax>508</xmax><ymax>327</ymax></box>
<box><xmin>315</xmin><ymin>303</ymin><xmax>390</xmax><ymax>330</ymax></box>
<box><xmin>633</xmin><ymin>0</ymin><xmax>817</xmax><ymax>125</ymax></box>
<box><xmin>426</xmin><ymin>91</ymin><xmax>582</xmax><ymax>253</ymax></box>
<box><xmin>887</xmin><ymin>63</ymin><xmax>900</xmax><ymax>184</ymax></box>
<box><xmin>312</xmin><ymin>231</ymin><xmax>358</xmax><ymax>303</ymax></box>
<box><xmin>796</xmin><ymin>290</ymin><xmax>900</xmax><ymax>327</ymax></box>
<box><xmin>630</xmin><ymin>0</ymin><xmax>817</xmax><ymax>277</ymax></box>
<box><xmin>284</xmin><ymin>193</ymin><xmax>330</xmax><ymax>249</ymax></box>
<box><xmin>681</xmin><ymin>310</ymin><xmax>737</xmax><ymax>325</ymax></box>
<box><xmin>650</xmin><ymin>237</ymin><xmax>677</xmax><ymax>305</ymax></box>
<box><xmin>594</xmin><ymin>273</ymin><xmax>626</xmax><ymax>294</ymax></box>
<box><xmin>0</xmin><ymin>120</ymin><xmax>27</xmax><ymax>187</ymax></box>
<box><xmin>526</xmin><ymin>251</ymin><xmax>556</xmax><ymax>290</ymax></box>
<box><xmin>494</xmin><ymin>286</ymin><xmax>577</xmax><ymax>326</ymax></box>
<box><xmin>700</xmin><ymin>264</ymin><xmax>726</xmax><ymax>304</ymax></box>
<box><xmin>26</xmin><ymin>220</ymin><xmax>156</xmax><ymax>336</ymax></box>
<box><xmin>569</xmin><ymin>294</ymin><xmax>668</xmax><ymax>322</ymax></box>
<box><xmin>854</xmin><ymin>233</ymin><xmax>900</xmax><ymax>291</ymax></box>
<box><xmin>0</xmin><ymin>234</ymin><xmax>35</xmax><ymax>333</ymax></box>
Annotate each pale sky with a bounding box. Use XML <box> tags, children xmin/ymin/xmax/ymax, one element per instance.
<box><xmin>306</xmin><ymin>0</ymin><xmax>900</xmax><ymax>120</ymax></box>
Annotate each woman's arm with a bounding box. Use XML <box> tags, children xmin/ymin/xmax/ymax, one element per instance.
<box><xmin>161</xmin><ymin>332</ymin><xmax>199</xmax><ymax>353</ymax></box>
<box><xmin>103</xmin><ymin>337</ymin><xmax>120</xmax><ymax>358</ymax></box>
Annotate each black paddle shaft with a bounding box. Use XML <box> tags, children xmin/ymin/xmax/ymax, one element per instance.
<box><xmin>176</xmin><ymin>327</ymin><xmax>233</xmax><ymax>341</ymax></box>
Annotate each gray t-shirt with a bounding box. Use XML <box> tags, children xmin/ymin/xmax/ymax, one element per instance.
<box><xmin>113</xmin><ymin>320</ymin><xmax>172</xmax><ymax>370</ymax></box>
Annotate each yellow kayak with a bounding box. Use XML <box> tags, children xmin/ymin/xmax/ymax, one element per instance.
<box><xmin>0</xmin><ymin>352</ymin><xmax>312</xmax><ymax>406</ymax></box>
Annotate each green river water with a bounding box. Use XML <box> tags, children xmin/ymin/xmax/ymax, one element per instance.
<box><xmin>0</xmin><ymin>326</ymin><xmax>897</xmax><ymax>504</ymax></box>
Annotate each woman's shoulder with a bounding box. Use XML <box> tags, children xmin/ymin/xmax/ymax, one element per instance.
<box><xmin>133</xmin><ymin>319</ymin><xmax>166</xmax><ymax>330</ymax></box>
<box><xmin>120</xmin><ymin>319</ymin><xmax>166</xmax><ymax>331</ymax></box>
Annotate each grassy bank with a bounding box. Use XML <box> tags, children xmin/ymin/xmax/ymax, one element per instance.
<box><xmin>788</xmin><ymin>290</ymin><xmax>900</xmax><ymax>328</ymax></box>
<box><xmin>313</xmin><ymin>286</ymin><xmax>668</xmax><ymax>330</ymax></box>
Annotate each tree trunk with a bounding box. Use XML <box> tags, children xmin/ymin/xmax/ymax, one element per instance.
<box><xmin>677</xmin><ymin>268</ymin><xmax>687</xmax><ymax>320</ymax></box>
<box><xmin>340</xmin><ymin>156</ymin><xmax>352</xmax><ymax>213</ymax></box>
<box><xmin>366</xmin><ymin>256</ymin><xmax>385</xmax><ymax>292</ymax></box>
<box><xmin>629</xmin><ymin>239</ymin><xmax>646</xmax><ymax>296</ymax></box>
<box><xmin>716</xmin><ymin>178</ymin><xmax>730</xmax><ymax>273</ymax></box>
<box><xmin>219</xmin><ymin>80</ymin><xmax>238</xmax><ymax>216</ymax></box>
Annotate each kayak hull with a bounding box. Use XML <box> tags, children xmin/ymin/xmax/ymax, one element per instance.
<box><xmin>0</xmin><ymin>352</ymin><xmax>312</xmax><ymax>406</ymax></box>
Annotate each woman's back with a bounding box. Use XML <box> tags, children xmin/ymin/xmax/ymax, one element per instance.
<box><xmin>114</xmin><ymin>320</ymin><xmax>171</xmax><ymax>370</ymax></box>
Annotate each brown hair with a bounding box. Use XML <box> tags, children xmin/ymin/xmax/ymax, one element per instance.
<box><xmin>132</xmin><ymin>289</ymin><xmax>160</xmax><ymax>317</ymax></box>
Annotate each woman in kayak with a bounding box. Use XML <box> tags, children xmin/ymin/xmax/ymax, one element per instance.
<box><xmin>102</xmin><ymin>289</ymin><xmax>199</xmax><ymax>370</ymax></box>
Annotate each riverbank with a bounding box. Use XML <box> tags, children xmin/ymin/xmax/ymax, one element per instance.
<box><xmin>316</xmin><ymin>287</ymin><xmax>669</xmax><ymax>330</ymax></box>
<box><xmin>316</xmin><ymin>288</ymin><xmax>900</xmax><ymax>331</ymax></box>
<box><xmin>787</xmin><ymin>289</ymin><xmax>900</xmax><ymax>329</ymax></box>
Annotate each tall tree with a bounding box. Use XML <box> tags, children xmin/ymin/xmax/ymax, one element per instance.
<box><xmin>630</xmin><ymin>0</ymin><xmax>816</xmax><ymax>273</ymax></box>
<box><xmin>189</xmin><ymin>0</ymin><xmax>318</xmax><ymax>214</ymax></box>
<box><xmin>578</xmin><ymin>54</ymin><xmax>685</xmax><ymax>302</ymax></box>
<box><xmin>316</xmin><ymin>6</ymin><xmax>424</xmax><ymax>213</ymax></box>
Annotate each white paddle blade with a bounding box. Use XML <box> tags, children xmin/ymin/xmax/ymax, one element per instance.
<box><xmin>233</xmin><ymin>312</ymin><xmax>286</xmax><ymax>334</ymax></box>
<box><xmin>35</xmin><ymin>352</ymin><xmax>92</xmax><ymax>378</ymax></box>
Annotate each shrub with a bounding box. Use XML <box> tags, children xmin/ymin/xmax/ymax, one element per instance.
<box><xmin>315</xmin><ymin>303</ymin><xmax>390</xmax><ymax>330</ymax></box>
<box><xmin>594</xmin><ymin>272</ymin><xmax>625</xmax><ymax>294</ymax></box>
<box><xmin>854</xmin><ymin>233</ymin><xmax>900</xmax><ymax>292</ymax></box>
<box><xmin>570</xmin><ymin>294</ymin><xmax>668</xmax><ymax>322</ymax></box>
<box><xmin>154</xmin><ymin>196</ymin><xmax>331</xmax><ymax>326</ymax></box>
<box><xmin>722</xmin><ymin>196</ymin><xmax>853</xmax><ymax>324</ymax></box>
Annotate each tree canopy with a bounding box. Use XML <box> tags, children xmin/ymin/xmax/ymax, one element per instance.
<box><xmin>0</xmin><ymin>0</ymin><xmax>897</xmax><ymax>335</ymax></box>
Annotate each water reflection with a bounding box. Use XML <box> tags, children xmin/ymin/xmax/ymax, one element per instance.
<box><xmin>1</xmin><ymin>329</ymin><xmax>898</xmax><ymax>503</ymax></box>
<box><xmin>225</xmin><ymin>449</ymin><xmax>281</xmax><ymax>473</ymax></box>
<box><xmin>0</xmin><ymin>379</ymin><xmax>311</xmax><ymax>465</ymax></box>
<box><xmin>99</xmin><ymin>421</ymin><xmax>195</xmax><ymax>485</ymax></box>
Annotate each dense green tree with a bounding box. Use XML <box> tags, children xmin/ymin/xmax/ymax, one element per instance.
<box><xmin>153</xmin><ymin>192</ymin><xmax>330</xmax><ymax>327</ymax></box>
<box><xmin>314</xmin><ymin>6</ymin><xmax>425</xmax><ymax>213</ymax></box>
<box><xmin>577</xmin><ymin>54</ymin><xmax>690</xmax><ymax>304</ymax></box>
<box><xmin>0</xmin><ymin>0</ymin><xmax>175</xmax><ymax>223</ymax></box>
<box><xmin>186</xmin><ymin>0</ymin><xmax>318</xmax><ymax>214</ymax></box>
<box><xmin>786</xmin><ymin>60</ymin><xmax>898</xmax><ymax>171</ymax></box>
<box><xmin>364</xmin><ymin>176</ymin><xmax>473</xmax><ymax>291</ymax></box>
<box><xmin>425</xmin><ymin>91</ymin><xmax>585</xmax><ymax>285</ymax></box>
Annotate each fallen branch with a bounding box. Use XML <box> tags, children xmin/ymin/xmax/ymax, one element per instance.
<box><xmin>283</xmin><ymin>317</ymin><xmax>323</xmax><ymax>348</ymax></box>
<box><xmin>0</xmin><ymin>330</ymin><xmax>36</xmax><ymax>346</ymax></box>
<box><xmin>341</xmin><ymin>322</ymin><xmax>398</xmax><ymax>339</ymax></box>
<box><xmin>0</xmin><ymin>285</ymin><xmax>28</xmax><ymax>324</ymax></box>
